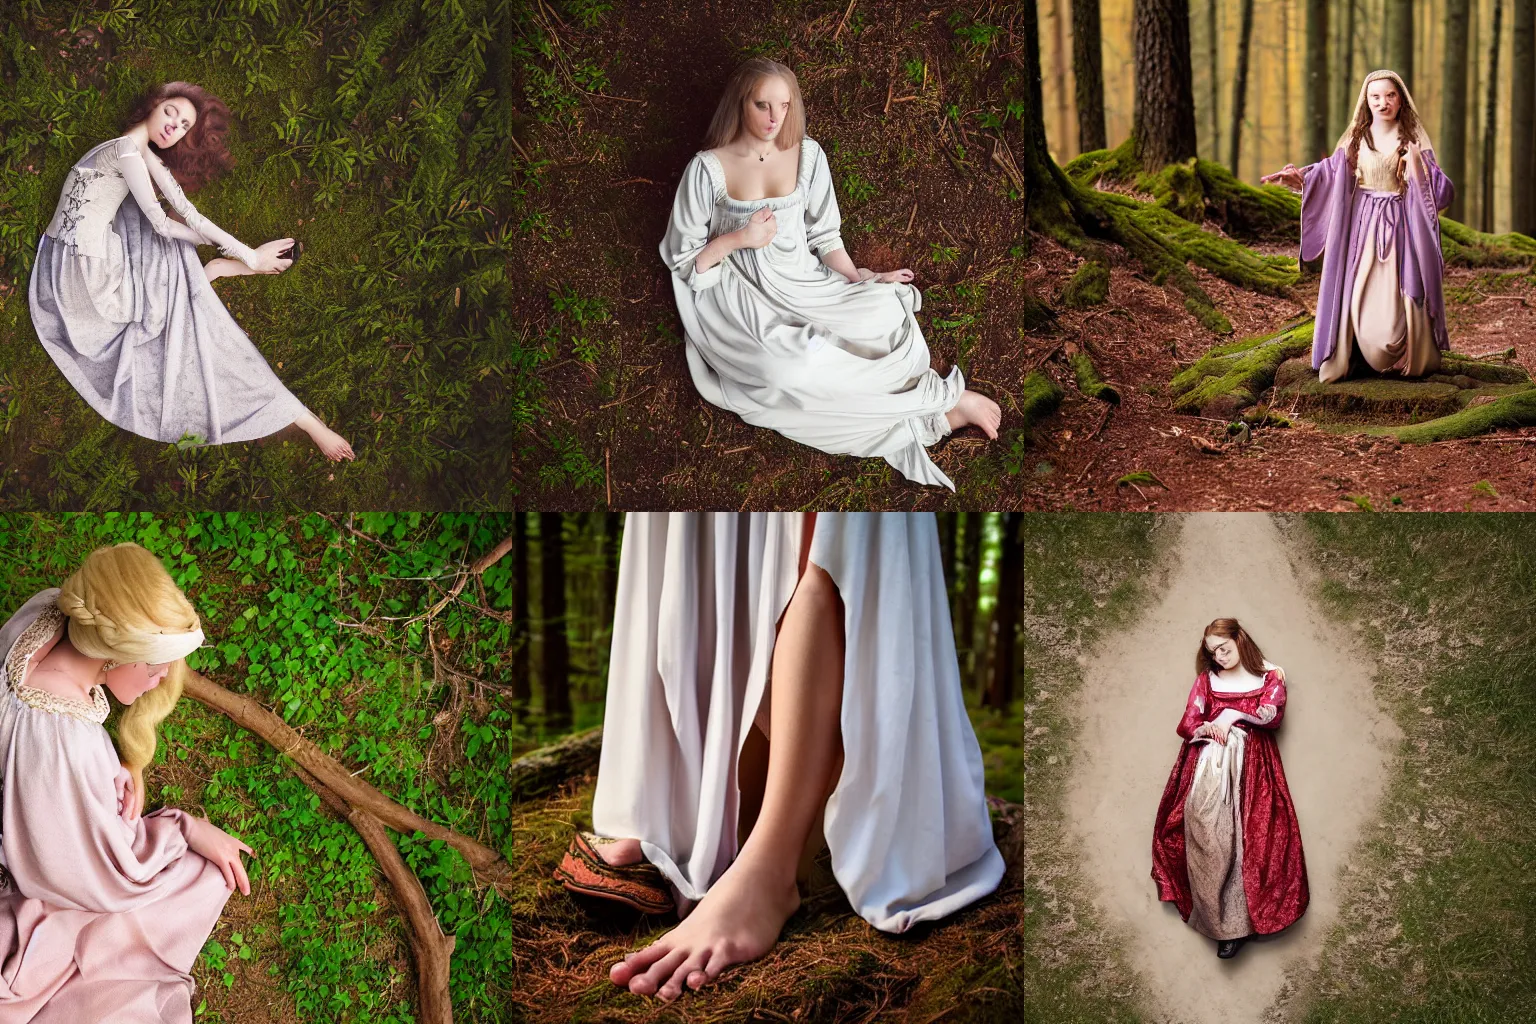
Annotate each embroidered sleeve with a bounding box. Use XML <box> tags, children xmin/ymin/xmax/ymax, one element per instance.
<box><xmin>1175</xmin><ymin>675</ymin><xmax>1209</xmax><ymax>740</ymax></box>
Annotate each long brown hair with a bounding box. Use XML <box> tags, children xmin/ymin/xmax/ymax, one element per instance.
<box><xmin>123</xmin><ymin>82</ymin><xmax>234</xmax><ymax>192</ymax></box>
<box><xmin>1196</xmin><ymin>618</ymin><xmax>1268</xmax><ymax>677</ymax></box>
<box><xmin>1345</xmin><ymin>71</ymin><xmax>1419</xmax><ymax>198</ymax></box>
<box><xmin>703</xmin><ymin>58</ymin><xmax>806</xmax><ymax>152</ymax></box>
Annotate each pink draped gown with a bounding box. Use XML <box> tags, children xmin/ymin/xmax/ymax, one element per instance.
<box><xmin>0</xmin><ymin>590</ymin><xmax>231</xmax><ymax>1023</ymax></box>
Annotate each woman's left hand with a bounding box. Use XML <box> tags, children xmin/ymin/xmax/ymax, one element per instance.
<box><xmin>861</xmin><ymin>268</ymin><xmax>914</xmax><ymax>284</ymax></box>
<box><xmin>1405</xmin><ymin>141</ymin><xmax>1424</xmax><ymax>181</ymax></box>
<box><xmin>115</xmin><ymin>763</ymin><xmax>144</xmax><ymax>823</ymax></box>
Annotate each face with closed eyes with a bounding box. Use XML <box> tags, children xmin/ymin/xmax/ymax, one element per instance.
<box><xmin>1204</xmin><ymin>634</ymin><xmax>1241</xmax><ymax>671</ymax></box>
<box><xmin>104</xmin><ymin>661</ymin><xmax>171</xmax><ymax>704</ymax></box>
<box><xmin>146</xmin><ymin>96</ymin><xmax>197</xmax><ymax>149</ymax></box>
<box><xmin>741</xmin><ymin>74</ymin><xmax>792</xmax><ymax>146</ymax></box>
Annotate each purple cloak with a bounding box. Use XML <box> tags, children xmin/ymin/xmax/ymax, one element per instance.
<box><xmin>1300</xmin><ymin>148</ymin><xmax>1455</xmax><ymax>370</ymax></box>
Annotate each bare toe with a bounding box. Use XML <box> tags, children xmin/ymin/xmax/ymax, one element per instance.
<box><xmin>657</xmin><ymin>953</ymin><xmax>705</xmax><ymax>1002</ymax></box>
<box><xmin>630</xmin><ymin>948</ymin><xmax>688</xmax><ymax>996</ymax></box>
<box><xmin>612</xmin><ymin>941</ymin><xmax>668</xmax><ymax>987</ymax></box>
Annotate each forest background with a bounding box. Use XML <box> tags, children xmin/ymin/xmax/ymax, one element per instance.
<box><xmin>0</xmin><ymin>511</ymin><xmax>1041</xmax><ymax>1023</ymax></box>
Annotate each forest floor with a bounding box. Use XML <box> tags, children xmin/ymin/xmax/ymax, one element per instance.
<box><xmin>1024</xmin><ymin>513</ymin><xmax>1536</xmax><ymax>1024</ymax></box>
<box><xmin>516</xmin><ymin>1</ymin><xmax>1536</xmax><ymax>511</ymax></box>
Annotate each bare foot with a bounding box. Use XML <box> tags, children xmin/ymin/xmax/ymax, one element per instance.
<box><xmin>593</xmin><ymin>837</ymin><xmax>644</xmax><ymax>867</ymax></box>
<box><xmin>945</xmin><ymin>389</ymin><xmax>1002</xmax><ymax>439</ymax></box>
<box><xmin>294</xmin><ymin>412</ymin><xmax>355</xmax><ymax>462</ymax></box>
<box><xmin>609</xmin><ymin>857</ymin><xmax>800</xmax><ymax>1001</ymax></box>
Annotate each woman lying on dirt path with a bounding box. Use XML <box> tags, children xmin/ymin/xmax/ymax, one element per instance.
<box><xmin>1262</xmin><ymin>69</ymin><xmax>1454</xmax><ymax>386</ymax></box>
<box><xmin>29</xmin><ymin>81</ymin><xmax>353</xmax><ymax>461</ymax></box>
<box><xmin>658</xmin><ymin>59</ymin><xmax>1000</xmax><ymax>491</ymax></box>
<box><xmin>1151</xmin><ymin>619</ymin><xmax>1309</xmax><ymax>959</ymax></box>
<box><xmin>555</xmin><ymin>512</ymin><xmax>1005</xmax><ymax>1000</ymax></box>
<box><xmin>0</xmin><ymin>543</ymin><xmax>252</xmax><ymax>1022</ymax></box>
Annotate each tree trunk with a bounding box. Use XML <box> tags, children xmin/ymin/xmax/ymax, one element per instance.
<box><xmin>1334</xmin><ymin>0</ymin><xmax>1356</xmax><ymax>142</ymax></box>
<box><xmin>1511</xmin><ymin>0</ymin><xmax>1536</xmax><ymax>234</ymax></box>
<box><xmin>1305</xmin><ymin>0</ymin><xmax>1330</xmax><ymax>160</ymax></box>
<box><xmin>957</xmin><ymin>512</ymin><xmax>984</xmax><ymax>689</ymax></box>
<box><xmin>1229</xmin><ymin>0</ymin><xmax>1256</xmax><ymax>171</ymax></box>
<box><xmin>1072</xmin><ymin>0</ymin><xmax>1107</xmax><ymax>151</ymax></box>
<box><xmin>1387</xmin><ymin>0</ymin><xmax>1414</xmax><ymax>91</ymax></box>
<box><xmin>1442</xmin><ymin>0</ymin><xmax>1472</xmax><ymax>222</ymax></box>
<box><xmin>511</xmin><ymin>512</ymin><xmax>530</xmax><ymax>704</ymax></box>
<box><xmin>985</xmin><ymin>513</ymin><xmax>1024</xmax><ymax>710</ymax></box>
<box><xmin>1132</xmin><ymin>0</ymin><xmax>1199</xmax><ymax>168</ymax></box>
<box><xmin>1515</xmin><ymin>0</ymin><xmax>1536</xmax><ymax>235</ymax></box>
<box><xmin>1206</xmin><ymin>0</ymin><xmax>1220</xmax><ymax>160</ymax></box>
<box><xmin>1051</xmin><ymin>0</ymin><xmax>1071</xmax><ymax>158</ymax></box>
<box><xmin>539</xmin><ymin>513</ymin><xmax>572</xmax><ymax>729</ymax></box>
<box><xmin>1483</xmin><ymin>0</ymin><xmax>1504</xmax><ymax>233</ymax></box>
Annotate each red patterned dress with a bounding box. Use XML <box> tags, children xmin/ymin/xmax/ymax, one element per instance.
<box><xmin>1150</xmin><ymin>669</ymin><xmax>1309</xmax><ymax>938</ymax></box>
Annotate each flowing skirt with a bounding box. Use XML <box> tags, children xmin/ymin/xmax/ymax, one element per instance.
<box><xmin>28</xmin><ymin>200</ymin><xmax>306</xmax><ymax>445</ymax></box>
<box><xmin>0</xmin><ymin>837</ymin><xmax>230</xmax><ymax>1023</ymax></box>
<box><xmin>591</xmin><ymin>512</ymin><xmax>1005</xmax><ymax>933</ymax></box>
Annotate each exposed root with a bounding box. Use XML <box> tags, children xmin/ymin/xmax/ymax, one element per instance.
<box><xmin>1374</xmin><ymin>388</ymin><xmax>1536</xmax><ymax>443</ymax></box>
<box><xmin>1167</xmin><ymin>321</ymin><xmax>1315</xmax><ymax>415</ymax></box>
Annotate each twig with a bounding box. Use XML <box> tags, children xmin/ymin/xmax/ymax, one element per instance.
<box><xmin>605</xmin><ymin>446</ymin><xmax>612</xmax><ymax>507</ymax></box>
<box><xmin>1088</xmin><ymin>402</ymin><xmax>1114</xmax><ymax>439</ymax></box>
<box><xmin>904</xmin><ymin>202</ymin><xmax>918</xmax><ymax>234</ymax></box>
<box><xmin>832</xmin><ymin>0</ymin><xmax>857</xmax><ymax>40</ymax></box>
<box><xmin>1072</xmin><ymin>455</ymin><xmax>1099</xmax><ymax>485</ymax></box>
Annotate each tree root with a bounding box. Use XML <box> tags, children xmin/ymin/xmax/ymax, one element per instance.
<box><xmin>1438</xmin><ymin>219</ymin><xmax>1536</xmax><ymax>268</ymax></box>
<box><xmin>1167</xmin><ymin>321</ymin><xmax>1315</xmax><ymax>415</ymax></box>
<box><xmin>1372</xmin><ymin>387</ymin><xmax>1536</xmax><ymax>443</ymax></box>
<box><xmin>181</xmin><ymin>672</ymin><xmax>605</xmax><ymax>1022</ymax></box>
<box><xmin>1066</xmin><ymin>345</ymin><xmax>1120</xmax><ymax>404</ymax></box>
<box><xmin>1064</xmin><ymin>139</ymin><xmax>1300</xmax><ymax>240</ymax></box>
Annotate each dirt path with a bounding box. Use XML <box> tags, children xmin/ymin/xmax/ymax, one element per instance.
<box><xmin>1064</xmin><ymin>513</ymin><xmax>1402</xmax><ymax>1024</ymax></box>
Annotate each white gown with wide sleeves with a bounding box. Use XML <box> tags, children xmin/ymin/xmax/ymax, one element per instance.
<box><xmin>659</xmin><ymin>139</ymin><xmax>964</xmax><ymax>490</ymax></box>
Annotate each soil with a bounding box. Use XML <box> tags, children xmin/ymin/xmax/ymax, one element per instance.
<box><xmin>516</xmin><ymin>3</ymin><xmax>1536</xmax><ymax>510</ymax></box>
<box><xmin>1063</xmin><ymin>513</ymin><xmax>1402</xmax><ymax>1024</ymax></box>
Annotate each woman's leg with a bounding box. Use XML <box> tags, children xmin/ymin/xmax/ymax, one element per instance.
<box><xmin>609</xmin><ymin>560</ymin><xmax>847</xmax><ymax>1000</ymax></box>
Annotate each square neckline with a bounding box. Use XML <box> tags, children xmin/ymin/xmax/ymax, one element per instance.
<box><xmin>702</xmin><ymin>139</ymin><xmax>811</xmax><ymax>206</ymax></box>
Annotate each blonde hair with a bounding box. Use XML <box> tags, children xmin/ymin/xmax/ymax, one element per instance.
<box><xmin>56</xmin><ymin>543</ymin><xmax>199</xmax><ymax>785</ymax></box>
<box><xmin>703</xmin><ymin>58</ymin><xmax>806</xmax><ymax>151</ymax></box>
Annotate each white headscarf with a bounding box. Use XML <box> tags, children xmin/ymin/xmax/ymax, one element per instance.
<box><xmin>1335</xmin><ymin>69</ymin><xmax>1437</xmax><ymax>155</ymax></box>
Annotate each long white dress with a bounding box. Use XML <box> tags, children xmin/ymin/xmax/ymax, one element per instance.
<box><xmin>28</xmin><ymin>136</ymin><xmax>307</xmax><ymax>444</ymax></box>
<box><xmin>659</xmin><ymin>139</ymin><xmax>965</xmax><ymax>490</ymax></box>
<box><xmin>591</xmin><ymin>513</ymin><xmax>1005</xmax><ymax>933</ymax></box>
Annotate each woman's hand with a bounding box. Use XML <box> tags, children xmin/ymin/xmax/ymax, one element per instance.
<box><xmin>114</xmin><ymin>764</ymin><xmax>144</xmax><ymax>823</ymax></box>
<box><xmin>1405</xmin><ymin>141</ymin><xmax>1425</xmax><ymax>181</ymax></box>
<box><xmin>1193</xmin><ymin>721</ymin><xmax>1231</xmax><ymax>745</ymax></box>
<box><xmin>252</xmin><ymin>238</ymin><xmax>296</xmax><ymax>274</ymax></box>
<box><xmin>1260</xmin><ymin>164</ymin><xmax>1304</xmax><ymax>191</ymax></box>
<box><xmin>185</xmin><ymin>816</ymin><xmax>254</xmax><ymax>895</ymax></box>
<box><xmin>737</xmin><ymin>207</ymin><xmax>777</xmax><ymax>249</ymax></box>
<box><xmin>858</xmin><ymin>268</ymin><xmax>915</xmax><ymax>284</ymax></box>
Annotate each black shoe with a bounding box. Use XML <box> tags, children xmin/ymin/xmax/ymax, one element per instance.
<box><xmin>1216</xmin><ymin>936</ymin><xmax>1248</xmax><ymax>959</ymax></box>
<box><xmin>280</xmin><ymin>239</ymin><xmax>303</xmax><ymax>266</ymax></box>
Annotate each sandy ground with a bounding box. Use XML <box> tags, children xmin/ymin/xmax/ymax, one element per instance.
<box><xmin>1064</xmin><ymin>513</ymin><xmax>1402</xmax><ymax>1024</ymax></box>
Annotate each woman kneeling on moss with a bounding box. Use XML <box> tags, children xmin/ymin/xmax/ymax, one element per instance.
<box><xmin>1263</xmin><ymin>69</ymin><xmax>1453</xmax><ymax>384</ymax></box>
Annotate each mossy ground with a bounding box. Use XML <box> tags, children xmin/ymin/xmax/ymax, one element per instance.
<box><xmin>1282</xmin><ymin>515</ymin><xmax>1536</xmax><ymax>1023</ymax></box>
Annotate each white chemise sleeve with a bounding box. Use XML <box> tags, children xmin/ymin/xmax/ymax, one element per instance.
<box><xmin>802</xmin><ymin>141</ymin><xmax>845</xmax><ymax>258</ymax></box>
<box><xmin>117</xmin><ymin>139</ymin><xmax>261</xmax><ymax>268</ymax></box>
<box><xmin>659</xmin><ymin>154</ymin><xmax>724</xmax><ymax>292</ymax></box>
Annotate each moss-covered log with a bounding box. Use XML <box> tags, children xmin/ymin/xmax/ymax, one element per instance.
<box><xmin>1064</xmin><ymin>139</ymin><xmax>1301</xmax><ymax>240</ymax></box>
<box><xmin>1069</xmin><ymin>349</ymin><xmax>1120</xmax><ymax>404</ymax></box>
<box><xmin>1168</xmin><ymin>321</ymin><xmax>1315</xmax><ymax>414</ymax></box>
<box><xmin>1439</xmin><ymin>219</ymin><xmax>1536</xmax><ymax>267</ymax></box>
<box><xmin>1002</xmin><ymin>371</ymin><xmax>1065</xmax><ymax>473</ymax></box>
<box><xmin>1374</xmin><ymin>389</ymin><xmax>1536</xmax><ymax>442</ymax></box>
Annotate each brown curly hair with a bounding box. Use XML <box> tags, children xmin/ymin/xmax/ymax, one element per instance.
<box><xmin>122</xmin><ymin>82</ymin><xmax>234</xmax><ymax>192</ymax></box>
<box><xmin>1345</xmin><ymin>71</ymin><xmax>1420</xmax><ymax>198</ymax></box>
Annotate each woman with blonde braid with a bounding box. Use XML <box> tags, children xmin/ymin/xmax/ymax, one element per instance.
<box><xmin>0</xmin><ymin>543</ymin><xmax>250</xmax><ymax>1023</ymax></box>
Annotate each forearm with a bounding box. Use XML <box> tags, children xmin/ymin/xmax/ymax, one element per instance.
<box><xmin>695</xmin><ymin>229</ymin><xmax>746</xmax><ymax>273</ymax></box>
<box><xmin>821</xmin><ymin>246</ymin><xmax>860</xmax><ymax>283</ymax></box>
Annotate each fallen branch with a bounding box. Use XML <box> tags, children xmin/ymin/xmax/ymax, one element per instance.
<box><xmin>293</xmin><ymin>765</ymin><xmax>455</xmax><ymax>1024</ymax></box>
<box><xmin>183</xmin><ymin>671</ymin><xmax>511</xmax><ymax>880</ymax></box>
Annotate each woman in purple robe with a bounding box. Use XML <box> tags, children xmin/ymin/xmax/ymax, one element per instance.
<box><xmin>1263</xmin><ymin>70</ymin><xmax>1454</xmax><ymax>383</ymax></box>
